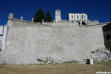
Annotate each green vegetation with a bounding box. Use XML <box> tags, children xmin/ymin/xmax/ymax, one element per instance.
<box><xmin>33</xmin><ymin>9</ymin><xmax>45</xmax><ymax>22</ymax></box>
<box><xmin>45</xmin><ymin>12</ymin><xmax>53</xmax><ymax>22</ymax></box>
<box><xmin>33</xmin><ymin>9</ymin><xmax>53</xmax><ymax>22</ymax></box>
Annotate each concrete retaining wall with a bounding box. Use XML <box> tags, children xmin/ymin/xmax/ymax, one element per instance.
<box><xmin>0</xmin><ymin>19</ymin><xmax>105</xmax><ymax>64</ymax></box>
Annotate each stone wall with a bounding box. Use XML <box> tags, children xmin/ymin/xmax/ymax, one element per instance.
<box><xmin>0</xmin><ymin>19</ymin><xmax>105</xmax><ymax>64</ymax></box>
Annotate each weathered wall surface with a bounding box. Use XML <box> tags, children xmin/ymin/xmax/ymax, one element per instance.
<box><xmin>0</xmin><ymin>20</ymin><xmax>105</xmax><ymax>64</ymax></box>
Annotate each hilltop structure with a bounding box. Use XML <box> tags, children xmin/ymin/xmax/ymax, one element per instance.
<box><xmin>69</xmin><ymin>13</ymin><xmax>88</xmax><ymax>21</ymax></box>
<box><xmin>55</xmin><ymin>10</ymin><xmax>61</xmax><ymax>22</ymax></box>
<box><xmin>0</xmin><ymin>10</ymin><xmax>108</xmax><ymax>64</ymax></box>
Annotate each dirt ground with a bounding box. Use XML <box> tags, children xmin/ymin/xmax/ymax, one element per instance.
<box><xmin>0</xmin><ymin>61</ymin><xmax>111</xmax><ymax>74</ymax></box>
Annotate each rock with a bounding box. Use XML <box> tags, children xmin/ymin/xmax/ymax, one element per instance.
<box><xmin>90</xmin><ymin>48</ymin><xmax>111</xmax><ymax>62</ymax></box>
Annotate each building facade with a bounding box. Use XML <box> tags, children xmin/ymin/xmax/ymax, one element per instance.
<box><xmin>69</xmin><ymin>13</ymin><xmax>88</xmax><ymax>21</ymax></box>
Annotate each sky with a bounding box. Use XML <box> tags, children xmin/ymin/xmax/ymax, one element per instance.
<box><xmin>0</xmin><ymin>0</ymin><xmax>111</xmax><ymax>25</ymax></box>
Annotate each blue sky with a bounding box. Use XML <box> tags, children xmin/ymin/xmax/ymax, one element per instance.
<box><xmin>0</xmin><ymin>0</ymin><xmax>111</xmax><ymax>25</ymax></box>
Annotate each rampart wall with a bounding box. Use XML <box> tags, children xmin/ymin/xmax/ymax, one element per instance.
<box><xmin>0</xmin><ymin>19</ymin><xmax>105</xmax><ymax>64</ymax></box>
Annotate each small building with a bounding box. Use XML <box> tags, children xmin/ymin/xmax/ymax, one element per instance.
<box><xmin>55</xmin><ymin>10</ymin><xmax>61</xmax><ymax>22</ymax></box>
<box><xmin>69</xmin><ymin>13</ymin><xmax>88</xmax><ymax>21</ymax></box>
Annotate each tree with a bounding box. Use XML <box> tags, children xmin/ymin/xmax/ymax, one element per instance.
<box><xmin>34</xmin><ymin>9</ymin><xmax>45</xmax><ymax>22</ymax></box>
<box><xmin>45</xmin><ymin>12</ymin><xmax>53</xmax><ymax>22</ymax></box>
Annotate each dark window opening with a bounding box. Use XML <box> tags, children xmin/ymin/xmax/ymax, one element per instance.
<box><xmin>0</xmin><ymin>34</ymin><xmax>3</xmax><ymax>36</ymax></box>
<box><xmin>82</xmin><ymin>22</ymin><xmax>87</xmax><ymax>25</ymax></box>
<box><xmin>72</xmin><ymin>16</ymin><xmax>73</xmax><ymax>19</ymax></box>
<box><xmin>77</xmin><ymin>15</ymin><xmax>79</xmax><ymax>19</ymax></box>
<box><xmin>86</xmin><ymin>59</ymin><xmax>90</xmax><ymax>64</ymax></box>
<box><xmin>82</xmin><ymin>15</ymin><xmax>84</xmax><ymax>19</ymax></box>
<box><xmin>106</xmin><ymin>35</ymin><xmax>111</xmax><ymax>40</ymax></box>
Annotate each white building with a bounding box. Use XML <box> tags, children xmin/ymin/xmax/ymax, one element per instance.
<box><xmin>69</xmin><ymin>13</ymin><xmax>88</xmax><ymax>21</ymax></box>
<box><xmin>55</xmin><ymin>10</ymin><xmax>61</xmax><ymax>22</ymax></box>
